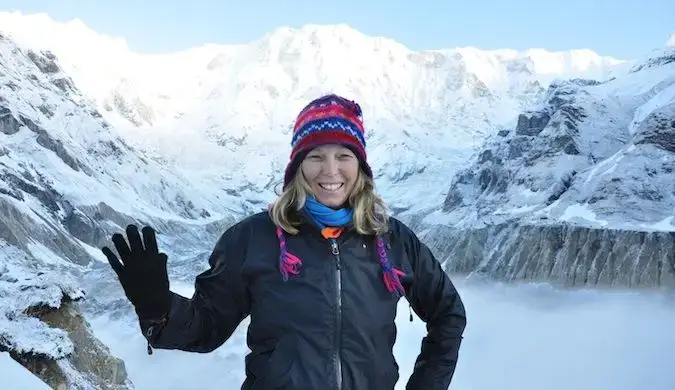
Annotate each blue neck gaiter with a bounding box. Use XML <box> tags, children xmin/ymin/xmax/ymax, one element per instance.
<box><xmin>303</xmin><ymin>196</ymin><xmax>353</xmax><ymax>229</ymax></box>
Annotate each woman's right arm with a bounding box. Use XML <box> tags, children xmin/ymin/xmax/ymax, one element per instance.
<box><xmin>140</xmin><ymin>222</ymin><xmax>251</xmax><ymax>353</ymax></box>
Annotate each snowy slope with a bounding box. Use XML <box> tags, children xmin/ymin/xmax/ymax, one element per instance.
<box><xmin>0</xmin><ymin>27</ymin><xmax>251</xmax><ymax>277</ymax></box>
<box><xmin>0</xmin><ymin>11</ymin><xmax>627</xmax><ymax>213</ymax></box>
<box><xmin>0</xmin><ymin>31</ymin><xmax>253</xmax><ymax>223</ymax></box>
<box><xmin>431</xmin><ymin>47</ymin><xmax>675</xmax><ymax>232</ymax></box>
<box><xmin>0</xmin><ymin>352</ymin><xmax>52</xmax><ymax>390</ymax></box>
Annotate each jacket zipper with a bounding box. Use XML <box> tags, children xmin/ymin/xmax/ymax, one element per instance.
<box><xmin>329</xmin><ymin>238</ymin><xmax>343</xmax><ymax>390</ymax></box>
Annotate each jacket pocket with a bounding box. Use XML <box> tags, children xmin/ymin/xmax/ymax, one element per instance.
<box><xmin>247</xmin><ymin>334</ymin><xmax>298</xmax><ymax>390</ymax></box>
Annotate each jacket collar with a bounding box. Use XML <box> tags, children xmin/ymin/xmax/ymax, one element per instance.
<box><xmin>295</xmin><ymin>209</ymin><xmax>361</xmax><ymax>240</ymax></box>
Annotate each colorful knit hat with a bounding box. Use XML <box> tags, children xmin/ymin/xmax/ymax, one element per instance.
<box><xmin>283</xmin><ymin>93</ymin><xmax>373</xmax><ymax>188</ymax></box>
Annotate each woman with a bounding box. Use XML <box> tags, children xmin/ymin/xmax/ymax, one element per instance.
<box><xmin>102</xmin><ymin>94</ymin><xmax>467</xmax><ymax>390</ymax></box>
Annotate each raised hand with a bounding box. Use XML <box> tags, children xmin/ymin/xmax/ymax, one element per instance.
<box><xmin>102</xmin><ymin>224</ymin><xmax>171</xmax><ymax>320</ymax></box>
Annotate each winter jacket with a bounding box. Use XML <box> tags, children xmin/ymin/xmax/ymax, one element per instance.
<box><xmin>140</xmin><ymin>211</ymin><xmax>466</xmax><ymax>390</ymax></box>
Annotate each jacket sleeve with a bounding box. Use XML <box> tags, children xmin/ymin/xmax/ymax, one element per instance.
<box><xmin>400</xmin><ymin>223</ymin><xmax>467</xmax><ymax>390</ymax></box>
<box><xmin>139</xmin><ymin>222</ymin><xmax>251</xmax><ymax>353</ymax></box>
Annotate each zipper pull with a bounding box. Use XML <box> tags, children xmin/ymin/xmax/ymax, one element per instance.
<box><xmin>408</xmin><ymin>304</ymin><xmax>413</xmax><ymax>322</ymax></box>
<box><xmin>145</xmin><ymin>315</ymin><xmax>168</xmax><ymax>355</ymax></box>
<box><xmin>146</xmin><ymin>325</ymin><xmax>155</xmax><ymax>355</ymax></box>
<box><xmin>330</xmin><ymin>239</ymin><xmax>340</xmax><ymax>269</ymax></box>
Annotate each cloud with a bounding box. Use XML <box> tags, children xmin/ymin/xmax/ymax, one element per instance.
<box><xmin>88</xmin><ymin>279</ymin><xmax>675</xmax><ymax>390</ymax></box>
<box><xmin>667</xmin><ymin>33</ymin><xmax>675</xmax><ymax>47</ymax></box>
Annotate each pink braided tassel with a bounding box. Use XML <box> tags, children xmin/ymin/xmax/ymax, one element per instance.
<box><xmin>376</xmin><ymin>235</ymin><xmax>406</xmax><ymax>297</ymax></box>
<box><xmin>277</xmin><ymin>227</ymin><xmax>302</xmax><ymax>280</ymax></box>
<box><xmin>383</xmin><ymin>267</ymin><xmax>406</xmax><ymax>296</ymax></box>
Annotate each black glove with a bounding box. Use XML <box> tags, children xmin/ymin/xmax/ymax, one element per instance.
<box><xmin>102</xmin><ymin>224</ymin><xmax>171</xmax><ymax>320</ymax></box>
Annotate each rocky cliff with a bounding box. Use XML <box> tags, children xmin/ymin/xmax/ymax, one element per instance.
<box><xmin>418</xmin><ymin>221</ymin><xmax>675</xmax><ymax>288</ymax></box>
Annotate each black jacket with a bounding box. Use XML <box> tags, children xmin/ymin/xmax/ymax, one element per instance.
<box><xmin>141</xmin><ymin>211</ymin><xmax>466</xmax><ymax>390</ymax></box>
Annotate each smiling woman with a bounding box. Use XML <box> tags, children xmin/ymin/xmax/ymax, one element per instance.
<box><xmin>102</xmin><ymin>93</ymin><xmax>466</xmax><ymax>390</ymax></box>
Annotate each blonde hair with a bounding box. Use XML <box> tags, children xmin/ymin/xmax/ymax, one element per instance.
<box><xmin>269</xmin><ymin>168</ymin><xmax>390</xmax><ymax>236</ymax></box>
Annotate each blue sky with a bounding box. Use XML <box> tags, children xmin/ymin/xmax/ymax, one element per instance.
<box><xmin>1</xmin><ymin>0</ymin><xmax>673</xmax><ymax>59</ymax></box>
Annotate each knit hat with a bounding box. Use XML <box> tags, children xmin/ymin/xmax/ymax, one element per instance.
<box><xmin>283</xmin><ymin>94</ymin><xmax>373</xmax><ymax>188</ymax></box>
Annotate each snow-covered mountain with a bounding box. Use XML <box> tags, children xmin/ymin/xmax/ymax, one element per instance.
<box><xmin>416</xmin><ymin>47</ymin><xmax>675</xmax><ymax>288</ymax></box>
<box><xmin>434</xmin><ymin>49</ymin><xmax>675</xmax><ymax>230</ymax></box>
<box><xmin>0</xmin><ymin>11</ymin><xmax>626</xmax><ymax>213</ymax></box>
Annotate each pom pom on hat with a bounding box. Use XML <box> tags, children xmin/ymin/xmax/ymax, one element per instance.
<box><xmin>283</xmin><ymin>94</ymin><xmax>372</xmax><ymax>188</ymax></box>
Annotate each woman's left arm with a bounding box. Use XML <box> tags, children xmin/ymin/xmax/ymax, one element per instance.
<box><xmin>399</xmin><ymin>223</ymin><xmax>467</xmax><ymax>390</ymax></box>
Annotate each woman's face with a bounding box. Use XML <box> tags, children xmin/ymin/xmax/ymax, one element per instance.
<box><xmin>300</xmin><ymin>144</ymin><xmax>360</xmax><ymax>208</ymax></box>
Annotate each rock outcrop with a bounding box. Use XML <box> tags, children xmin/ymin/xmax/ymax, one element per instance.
<box><xmin>419</xmin><ymin>221</ymin><xmax>675</xmax><ymax>288</ymax></box>
<box><xmin>13</xmin><ymin>300</ymin><xmax>133</xmax><ymax>390</ymax></box>
<box><xmin>0</xmin><ymin>238</ymin><xmax>134</xmax><ymax>389</ymax></box>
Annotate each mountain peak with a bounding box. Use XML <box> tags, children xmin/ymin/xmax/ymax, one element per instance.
<box><xmin>254</xmin><ymin>22</ymin><xmax>408</xmax><ymax>60</ymax></box>
<box><xmin>274</xmin><ymin>23</ymin><xmax>365</xmax><ymax>37</ymax></box>
<box><xmin>0</xmin><ymin>11</ymin><xmax>129</xmax><ymax>54</ymax></box>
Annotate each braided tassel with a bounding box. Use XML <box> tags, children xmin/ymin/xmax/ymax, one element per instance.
<box><xmin>375</xmin><ymin>235</ymin><xmax>406</xmax><ymax>297</ymax></box>
<box><xmin>277</xmin><ymin>227</ymin><xmax>302</xmax><ymax>280</ymax></box>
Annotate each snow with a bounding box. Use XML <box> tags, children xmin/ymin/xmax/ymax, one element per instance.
<box><xmin>85</xmin><ymin>279</ymin><xmax>675</xmax><ymax>390</ymax></box>
<box><xmin>0</xmin><ymin>240</ymin><xmax>82</xmax><ymax>359</ymax></box>
<box><xmin>0</xmin><ymin>351</ymin><xmax>52</xmax><ymax>390</ymax></box>
<box><xmin>627</xmin><ymin>80</ymin><xmax>675</xmax><ymax>135</ymax></box>
<box><xmin>560</xmin><ymin>203</ymin><xmax>609</xmax><ymax>227</ymax></box>
<box><xmin>640</xmin><ymin>216</ymin><xmax>675</xmax><ymax>231</ymax></box>
<box><xmin>583</xmin><ymin>148</ymin><xmax>626</xmax><ymax>183</ymax></box>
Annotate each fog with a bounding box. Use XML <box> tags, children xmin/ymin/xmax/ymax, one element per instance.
<box><xmin>89</xmin><ymin>278</ymin><xmax>675</xmax><ymax>390</ymax></box>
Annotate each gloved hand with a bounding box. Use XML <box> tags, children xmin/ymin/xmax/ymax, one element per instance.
<box><xmin>102</xmin><ymin>224</ymin><xmax>171</xmax><ymax>321</ymax></box>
